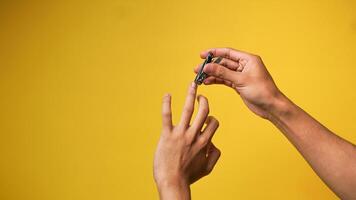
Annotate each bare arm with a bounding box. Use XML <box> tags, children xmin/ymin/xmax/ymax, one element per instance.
<box><xmin>270</xmin><ymin>92</ymin><xmax>356</xmax><ymax>199</ymax></box>
<box><xmin>195</xmin><ymin>47</ymin><xmax>356</xmax><ymax>199</ymax></box>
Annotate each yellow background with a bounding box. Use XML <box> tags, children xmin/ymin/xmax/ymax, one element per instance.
<box><xmin>1</xmin><ymin>0</ymin><xmax>355</xmax><ymax>199</ymax></box>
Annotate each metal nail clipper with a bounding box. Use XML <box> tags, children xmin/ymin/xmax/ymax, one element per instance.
<box><xmin>194</xmin><ymin>53</ymin><xmax>214</xmax><ymax>85</ymax></box>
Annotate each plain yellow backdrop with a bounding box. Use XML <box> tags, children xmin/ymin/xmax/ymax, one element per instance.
<box><xmin>0</xmin><ymin>0</ymin><xmax>355</xmax><ymax>199</ymax></box>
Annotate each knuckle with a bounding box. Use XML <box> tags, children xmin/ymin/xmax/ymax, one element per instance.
<box><xmin>174</xmin><ymin>125</ymin><xmax>185</xmax><ymax>133</ymax></box>
<box><xmin>216</xmin><ymin>65</ymin><xmax>225</xmax><ymax>78</ymax></box>
<box><xmin>170</xmin><ymin>132</ymin><xmax>180</xmax><ymax>141</ymax></box>
<box><xmin>224</xmin><ymin>47</ymin><xmax>233</xmax><ymax>53</ymax></box>
<box><xmin>185</xmin><ymin>133</ymin><xmax>194</xmax><ymax>146</ymax></box>
<box><xmin>187</xmin><ymin>87</ymin><xmax>195</xmax><ymax>95</ymax></box>
<box><xmin>232</xmin><ymin>61</ymin><xmax>240</xmax><ymax>68</ymax></box>
<box><xmin>197</xmin><ymin>136</ymin><xmax>208</xmax><ymax>147</ymax></box>
<box><xmin>252</xmin><ymin>54</ymin><xmax>262</xmax><ymax>61</ymax></box>
<box><xmin>184</xmin><ymin>135</ymin><xmax>193</xmax><ymax>146</ymax></box>
<box><xmin>184</xmin><ymin>106</ymin><xmax>194</xmax><ymax>114</ymax></box>
<box><xmin>221</xmin><ymin>61</ymin><xmax>229</xmax><ymax>68</ymax></box>
<box><xmin>209</xmin><ymin>63</ymin><xmax>218</xmax><ymax>71</ymax></box>
<box><xmin>162</xmin><ymin>110</ymin><xmax>171</xmax><ymax>117</ymax></box>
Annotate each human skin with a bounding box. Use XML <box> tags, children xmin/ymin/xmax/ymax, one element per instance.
<box><xmin>194</xmin><ymin>47</ymin><xmax>356</xmax><ymax>200</ymax></box>
<box><xmin>153</xmin><ymin>82</ymin><xmax>221</xmax><ymax>200</ymax></box>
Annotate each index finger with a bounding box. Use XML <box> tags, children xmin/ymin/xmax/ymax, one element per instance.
<box><xmin>200</xmin><ymin>47</ymin><xmax>250</xmax><ymax>62</ymax></box>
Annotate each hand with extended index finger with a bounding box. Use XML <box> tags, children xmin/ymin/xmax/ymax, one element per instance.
<box><xmin>194</xmin><ymin>47</ymin><xmax>282</xmax><ymax>119</ymax></box>
<box><xmin>153</xmin><ymin>82</ymin><xmax>221</xmax><ymax>200</ymax></box>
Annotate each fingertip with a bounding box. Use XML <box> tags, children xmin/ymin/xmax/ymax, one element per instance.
<box><xmin>198</xmin><ymin>94</ymin><xmax>207</xmax><ymax>99</ymax></box>
<box><xmin>194</xmin><ymin>64</ymin><xmax>201</xmax><ymax>73</ymax></box>
<box><xmin>203</xmin><ymin>79</ymin><xmax>212</xmax><ymax>85</ymax></box>
<box><xmin>210</xmin><ymin>115</ymin><xmax>219</xmax><ymax>125</ymax></box>
<box><xmin>200</xmin><ymin>48</ymin><xmax>216</xmax><ymax>58</ymax></box>
<box><xmin>200</xmin><ymin>50</ymin><xmax>212</xmax><ymax>58</ymax></box>
<box><xmin>203</xmin><ymin>76</ymin><xmax>215</xmax><ymax>85</ymax></box>
<box><xmin>162</xmin><ymin>93</ymin><xmax>171</xmax><ymax>104</ymax></box>
<box><xmin>200</xmin><ymin>51</ymin><xmax>207</xmax><ymax>59</ymax></box>
<box><xmin>205</xmin><ymin>115</ymin><xmax>212</xmax><ymax>123</ymax></box>
<box><xmin>193</xmin><ymin>67</ymin><xmax>198</xmax><ymax>73</ymax></box>
<box><xmin>205</xmin><ymin>115</ymin><xmax>217</xmax><ymax>124</ymax></box>
<box><xmin>163</xmin><ymin>93</ymin><xmax>171</xmax><ymax>99</ymax></box>
<box><xmin>197</xmin><ymin>94</ymin><xmax>202</xmax><ymax>101</ymax></box>
<box><xmin>197</xmin><ymin>94</ymin><xmax>207</xmax><ymax>102</ymax></box>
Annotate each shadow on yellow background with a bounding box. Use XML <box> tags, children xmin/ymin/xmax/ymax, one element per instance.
<box><xmin>0</xmin><ymin>0</ymin><xmax>355</xmax><ymax>199</ymax></box>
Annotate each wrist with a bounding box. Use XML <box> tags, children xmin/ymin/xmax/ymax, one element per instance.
<box><xmin>156</xmin><ymin>176</ymin><xmax>189</xmax><ymax>189</ymax></box>
<box><xmin>156</xmin><ymin>177</ymin><xmax>190</xmax><ymax>200</ymax></box>
<box><xmin>266</xmin><ymin>91</ymin><xmax>297</xmax><ymax>122</ymax></box>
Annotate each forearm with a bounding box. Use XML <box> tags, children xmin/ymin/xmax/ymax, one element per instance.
<box><xmin>156</xmin><ymin>179</ymin><xmax>191</xmax><ymax>200</ymax></box>
<box><xmin>268</xmin><ymin>93</ymin><xmax>356</xmax><ymax>199</ymax></box>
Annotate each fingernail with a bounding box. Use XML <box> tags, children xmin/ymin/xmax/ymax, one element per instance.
<box><xmin>191</xmin><ymin>82</ymin><xmax>197</xmax><ymax>88</ymax></box>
